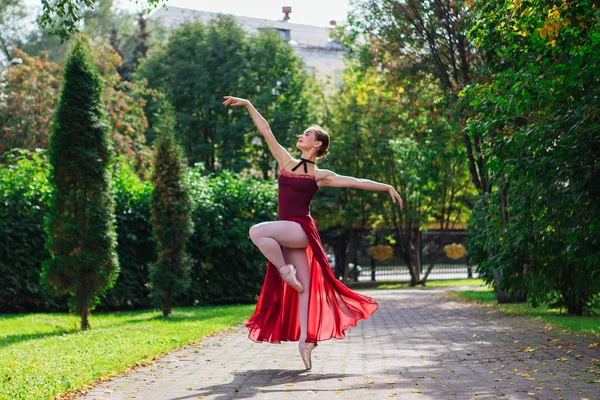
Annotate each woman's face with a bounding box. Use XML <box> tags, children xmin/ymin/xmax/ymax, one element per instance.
<box><xmin>296</xmin><ymin>129</ymin><xmax>320</xmax><ymax>152</ymax></box>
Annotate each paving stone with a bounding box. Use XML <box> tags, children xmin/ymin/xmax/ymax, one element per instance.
<box><xmin>77</xmin><ymin>286</ymin><xmax>600</xmax><ymax>400</ymax></box>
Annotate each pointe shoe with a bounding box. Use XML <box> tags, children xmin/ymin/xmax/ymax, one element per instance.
<box><xmin>299</xmin><ymin>341</ymin><xmax>317</xmax><ymax>370</ymax></box>
<box><xmin>278</xmin><ymin>264</ymin><xmax>304</xmax><ymax>293</ymax></box>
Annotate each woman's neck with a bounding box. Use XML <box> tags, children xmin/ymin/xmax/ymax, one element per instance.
<box><xmin>300</xmin><ymin>152</ymin><xmax>317</xmax><ymax>163</ymax></box>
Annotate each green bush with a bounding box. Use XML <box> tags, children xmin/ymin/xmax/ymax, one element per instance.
<box><xmin>97</xmin><ymin>158</ymin><xmax>156</xmax><ymax>310</ymax></box>
<box><xmin>0</xmin><ymin>151</ymin><xmax>277</xmax><ymax>312</ymax></box>
<box><xmin>0</xmin><ymin>149</ymin><xmax>67</xmax><ymax>312</ymax></box>
<box><xmin>182</xmin><ymin>168</ymin><xmax>277</xmax><ymax>305</ymax></box>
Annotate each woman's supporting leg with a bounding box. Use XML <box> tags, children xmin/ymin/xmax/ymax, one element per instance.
<box><xmin>249</xmin><ymin>221</ymin><xmax>309</xmax><ymax>269</ymax></box>
<box><xmin>282</xmin><ymin>246</ymin><xmax>311</xmax><ymax>341</ymax></box>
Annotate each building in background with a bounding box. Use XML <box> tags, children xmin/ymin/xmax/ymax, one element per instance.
<box><xmin>149</xmin><ymin>6</ymin><xmax>345</xmax><ymax>86</ymax></box>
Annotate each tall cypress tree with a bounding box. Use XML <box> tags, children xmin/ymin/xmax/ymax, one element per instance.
<box><xmin>150</xmin><ymin>99</ymin><xmax>194</xmax><ymax>317</ymax></box>
<box><xmin>41</xmin><ymin>35</ymin><xmax>119</xmax><ymax>330</ymax></box>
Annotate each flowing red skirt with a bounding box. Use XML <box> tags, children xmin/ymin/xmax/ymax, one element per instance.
<box><xmin>246</xmin><ymin>215</ymin><xmax>378</xmax><ymax>343</ymax></box>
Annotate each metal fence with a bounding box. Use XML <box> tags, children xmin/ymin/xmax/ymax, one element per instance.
<box><xmin>321</xmin><ymin>229</ymin><xmax>478</xmax><ymax>282</ymax></box>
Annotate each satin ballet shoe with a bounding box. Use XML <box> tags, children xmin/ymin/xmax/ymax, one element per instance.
<box><xmin>278</xmin><ymin>264</ymin><xmax>304</xmax><ymax>293</ymax></box>
<box><xmin>299</xmin><ymin>341</ymin><xmax>318</xmax><ymax>370</ymax></box>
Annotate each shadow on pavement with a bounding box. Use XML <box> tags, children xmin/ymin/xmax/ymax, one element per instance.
<box><xmin>169</xmin><ymin>369</ymin><xmax>361</xmax><ymax>400</ymax></box>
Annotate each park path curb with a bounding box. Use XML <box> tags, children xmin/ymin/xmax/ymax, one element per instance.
<box><xmin>78</xmin><ymin>286</ymin><xmax>600</xmax><ymax>400</ymax></box>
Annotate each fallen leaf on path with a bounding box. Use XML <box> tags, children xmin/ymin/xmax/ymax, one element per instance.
<box><xmin>285</xmin><ymin>383</ymin><xmax>295</xmax><ymax>386</ymax></box>
<box><xmin>588</xmin><ymin>343</ymin><xmax>598</xmax><ymax>348</ymax></box>
<box><xmin>411</xmin><ymin>389</ymin><xmax>422</xmax><ymax>393</ymax></box>
<box><xmin>186</xmin><ymin>387</ymin><xmax>193</xmax><ymax>390</ymax></box>
<box><xmin>555</xmin><ymin>357</ymin><xmax>568</xmax><ymax>361</ymax></box>
<box><xmin>334</xmin><ymin>390</ymin><xmax>342</xmax><ymax>394</ymax></box>
<box><xmin>553</xmin><ymin>387</ymin><xmax>563</xmax><ymax>391</ymax></box>
<box><xmin>527</xmin><ymin>393</ymin><xmax>537</xmax><ymax>397</ymax></box>
<box><xmin>368</xmin><ymin>381</ymin><xmax>375</xmax><ymax>384</ymax></box>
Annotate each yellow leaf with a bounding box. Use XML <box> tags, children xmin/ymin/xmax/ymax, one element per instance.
<box><xmin>334</xmin><ymin>390</ymin><xmax>342</xmax><ymax>394</ymax></box>
<box><xmin>411</xmin><ymin>389</ymin><xmax>422</xmax><ymax>393</ymax></box>
<box><xmin>285</xmin><ymin>383</ymin><xmax>295</xmax><ymax>386</ymax></box>
<box><xmin>368</xmin><ymin>381</ymin><xmax>376</xmax><ymax>384</ymax></box>
<box><xmin>555</xmin><ymin>357</ymin><xmax>568</xmax><ymax>361</ymax></box>
<box><xmin>588</xmin><ymin>343</ymin><xmax>598</xmax><ymax>348</ymax></box>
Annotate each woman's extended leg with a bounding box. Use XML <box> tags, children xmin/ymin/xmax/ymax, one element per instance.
<box><xmin>282</xmin><ymin>246</ymin><xmax>311</xmax><ymax>340</ymax></box>
<box><xmin>248</xmin><ymin>221</ymin><xmax>309</xmax><ymax>269</ymax></box>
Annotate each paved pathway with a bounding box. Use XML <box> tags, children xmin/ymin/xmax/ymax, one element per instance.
<box><xmin>78</xmin><ymin>286</ymin><xmax>600</xmax><ymax>400</ymax></box>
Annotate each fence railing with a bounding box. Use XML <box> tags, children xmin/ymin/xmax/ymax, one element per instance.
<box><xmin>321</xmin><ymin>228</ymin><xmax>478</xmax><ymax>282</ymax></box>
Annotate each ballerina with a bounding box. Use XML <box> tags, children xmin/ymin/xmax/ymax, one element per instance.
<box><xmin>223</xmin><ymin>95</ymin><xmax>403</xmax><ymax>370</ymax></box>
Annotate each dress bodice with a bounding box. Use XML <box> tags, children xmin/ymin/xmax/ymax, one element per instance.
<box><xmin>277</xmin><ymin>168</ymin><xmax>318</xmax><ymax>220</ymax></box>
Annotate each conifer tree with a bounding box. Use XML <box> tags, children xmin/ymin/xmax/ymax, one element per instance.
<box><xmin>150</xmin><ymin>99</ymin><xmax>194</xmax><ymax>317</ymax></box>
<box><xmin>41</xmin><ymin>35</ymin><xmax>119</xmax><ymax>330</ymax></box>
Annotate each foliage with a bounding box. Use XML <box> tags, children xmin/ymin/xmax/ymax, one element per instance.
<box><xmin>37</xmin><ymin>0</ymin><xmax>165</xmax><ymax>42</ymax></box>
<box><xmin>41</xmin><ymin>35</ymin><xmax>119</xmax><ymax>329</ymax></box>
<box><xmin>462</xmin><ymin>0</ymin><xmax>600</xmax><ymax>314</ymax></box>
<box><xmin>182</xmin><ymin>168</ymin><xmax>278</xmax><ymax>305</ymax></box>
<box><xmin>243</xmin><ymin>30</ymin><xmax>316</xmax><ymax>179</ymax></box>
<box><xmin>99</xmin><ymin>156</ymin><xmax>155</xmax><ymax>310</ymax></box>
<box><xmin>0</xmin><ymin>149</ymin><xmax>68</xmax><ymax>312</ymax></box>
<box><xmin>0</xmin><ymin>42</ymin><xmax>154</xmax><ymax>177</ymax></box>
<box><xmin>314</xmin><ymin>62</ymin><xmax>475</xmax><ymax>282</ymax></box>
<box><xmin>0</xmin><ymin>49</ymin><xmax>62</xmax><ymax>154</ymax></box>
<box><xmin>135</xmin><ymin>16</ymin><xmax>316</xmax><ymax>175</ymax></box>
<box><xmin>349</xmin><ymin>0</ymin><xmax>480</xmax><ymax>94</ymax></box>
<box><xmin>149</xmin><ymin>100</ymin><xmax>194</xmax><ymax>317</ymax></box>
<box><xmin>0</xmin><ymin>0</ymin><xmax>28</xmax><ymax>61</ymax></box>
<box><xmin>0</xmin><ymin>148</ymin><xmax>277</xmax><ymax>312</ymax></box>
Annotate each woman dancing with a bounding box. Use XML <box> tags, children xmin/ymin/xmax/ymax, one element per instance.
<box><xmin>223</xmin><ymin>96</ymin><xmax>404</xmax><ymax>370</ymax></box>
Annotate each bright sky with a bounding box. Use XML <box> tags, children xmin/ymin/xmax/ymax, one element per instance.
<box><xmin>23</xmin><ymin>0</ymin><xmax>354</xmax><ymax>27</ymax></box>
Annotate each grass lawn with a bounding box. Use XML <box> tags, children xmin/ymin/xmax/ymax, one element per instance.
<box><xmin>0</xmin><ymin>304</ymin><xmax>255</xmax><ymax>400</ymax></box>
<box><xmin>362</xmin><ymin>278</ymin><xmax>491</xmax><ymax>290</ymax></box>
<box><xmin>448</xmin><ymin>289</ymin><xmax>600</xmax><ymax>338</ymax></box>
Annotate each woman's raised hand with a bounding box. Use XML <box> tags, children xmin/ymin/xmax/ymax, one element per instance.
<box><xmin>223</xmin><ymin>96</ymin><xmax>250</xmax><ymax>107</ymax></box>
<box><xmin>388</xmin><ymin>186</ymin><xmax>404</xmax><ymax>210</ymax></box>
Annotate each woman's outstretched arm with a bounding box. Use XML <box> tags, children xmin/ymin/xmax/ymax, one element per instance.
<box><xmin>318</xmin><ymin>170</ymin><xmax>404</xmax><ymax>210</ymax></box>
<box><xmin>223</xmin><ymin>96</ymin><xmax>292</xmax><ymax>166</ymax></box>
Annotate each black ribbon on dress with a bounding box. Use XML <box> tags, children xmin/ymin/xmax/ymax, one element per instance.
<box><xmin>291</xmin><ymin>157</ymin><xmax>316</xmax><ymax>174</ymax></box>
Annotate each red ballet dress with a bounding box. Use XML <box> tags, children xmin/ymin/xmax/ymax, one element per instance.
<box><xmin>246</xmin><ymin>166</ymin><xmax>379</xmax><ymax>344</ymax></box>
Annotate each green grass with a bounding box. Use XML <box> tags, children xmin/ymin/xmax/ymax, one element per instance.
<box><xmin>363</xmin><ymin>278</ymin><xmax>491</xmax><ymax>290</ymax></box>
<box><xmin>449</xmin><ymin>290</ymin><xmax>600</xmax><ymax>338</ymax></box>
<box><xmin>0</xmin><ymin>304</ymin><xmax>255</xmax><ymax>400</ymax></box>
